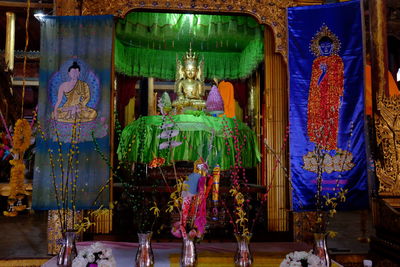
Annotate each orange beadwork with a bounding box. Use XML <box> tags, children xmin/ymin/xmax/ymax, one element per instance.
<box><xmin>12</xmin><ymin>119</ymin><xmax>32</xmax><ymax>153</ymax></box>
<box><xmin>307</xmin><ymin>54</ymin><xmax>344</xmax><ymax>150</ymax></box>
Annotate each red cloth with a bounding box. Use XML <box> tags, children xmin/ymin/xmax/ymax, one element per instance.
<box><xmin>232</xmin><ymin>80</ymin><xmax>248</xmax><ymax>111</ymax></box>
<box><xmin>117</xmin><ymin>74</ymin><xmax>138</xmax><ymax>126</ymax></box>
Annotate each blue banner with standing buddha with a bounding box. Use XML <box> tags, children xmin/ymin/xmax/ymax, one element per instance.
<box><xmin>32</xmin><ymin>16</ymin><xmax>113</xmax><ymax>210</ymax></box>
<box><xmin>288</xmin><ymin>0</ymin><xmax>368</xmax><ymax>211</ymax></box>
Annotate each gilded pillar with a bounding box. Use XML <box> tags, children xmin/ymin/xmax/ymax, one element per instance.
<box><xmin>263</xmin><ymin>26</ymin><xmax>289</xmax><ymax>231</ymax></box>
<box><xmin>369</xmin><ymin>0</ymin><xmax>389</xmax><ymax>102</ymax></box>
<box><xmin>369</xmin><ymin>0</ymin><xmax>400</xmax><ymax>198</ymax></box>
<box><xmin>148</xmin><ymin>77</ymin><xmax>155</xmax><ymax>115</ymax></box>
<box><xmin>5</xmin><ymin>12</ymin><xmax>15</xmax><ymax>71</ymax></box>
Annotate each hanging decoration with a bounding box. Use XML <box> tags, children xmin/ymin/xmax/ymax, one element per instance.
<box><xmin>32</xmin><ymin>15</ymin><xmax>113</xmax><ymax>210</ymax></box>
<box><xmin>3</xmin><ymin>0</ymin><xmax>33</xmax><ymax>217</ymax></box>
<box><xmin>288</xmin><ymin>0</ymin><xmax>368</xmax><ymax>211</ymax></box>
<box><xmin>115</xmin><ymin>12</ymin><xmax>264</xmax><ymax>80</ymax></box>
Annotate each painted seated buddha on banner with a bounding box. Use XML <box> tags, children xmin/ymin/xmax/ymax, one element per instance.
<box><xmin>52</xmin><ymin>62</ymin><xmax>97</xmax><ymax>123</ymax></box>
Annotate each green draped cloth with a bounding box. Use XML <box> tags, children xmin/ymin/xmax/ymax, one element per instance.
<box><xmin>117</xmin><ymin>115</ymin><xmax>261</xmax><ymax>171</ymax></box>
<box><xmin>115</xmin><ymin>12</ymin><xmax>264</xmax><ymax>80</ymax></box>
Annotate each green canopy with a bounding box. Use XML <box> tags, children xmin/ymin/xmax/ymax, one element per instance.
<box><xmin>115</xmin><ymin>12</ymin><xmax>264</xmax><ymax>80</ymax></box>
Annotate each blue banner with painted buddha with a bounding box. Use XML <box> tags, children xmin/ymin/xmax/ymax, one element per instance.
<box><xmin>32</xmin><ymin>16</ymin><xmax>113</xmax><ymax>209</ymax></box>
<box><xmin>288</xmin><ymin>0</ymin><xmax>368</xmax><ymax>211</ymax></box>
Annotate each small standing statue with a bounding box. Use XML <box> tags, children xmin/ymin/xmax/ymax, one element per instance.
<box><xmin>172</xmin><ymin>47</ymin><xmax>206</xmax><ymax>111</ymax></box>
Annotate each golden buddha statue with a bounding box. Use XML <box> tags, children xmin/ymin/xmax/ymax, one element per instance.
<box><xmin>172</xmin><ymin>48</ymin><xmax>206</xmax><ymax>111</ymax></box>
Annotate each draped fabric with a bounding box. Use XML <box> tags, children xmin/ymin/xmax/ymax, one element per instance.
<box><xmin>288</xmin><ymin>1</ymin><xmax>368</xmax><ymax>211</ymax></box>
<box><xmin>364</xmin><ymin>64</ymin><xmax>399</xmax><ymax>115</ymax></box>
<box><xmin>116</xmin><ymin>74</ymin><xmax>139</xmax><ymax>126</ymax></box>
<box><xmin>117</xmin><ymin>115</ymin><xmax>260</xmax><ymax>171</ymax></box>
<box><xmin>115</xmin><ymin>12</ymin><xmax>264</xmax><ymax>80</ymax></box>
<box><xmin>219</xmin><ymin>81</ymin><xmax>236</xmax><ymax>118</ymax></box>
<box><xmin>32</xmin><ymin>16</ymin><xmax>113</xmax><ymax>209</ymax></box>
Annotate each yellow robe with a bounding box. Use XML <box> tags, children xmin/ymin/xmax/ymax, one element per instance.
<box><xmin>56</xmin><ymin>80</ymin><xmax>97</xmax><ymax>123</ymax></box>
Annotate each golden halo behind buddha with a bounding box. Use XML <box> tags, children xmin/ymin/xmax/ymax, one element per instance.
<box><xmin>309</xmin><ymin>24</ymin><xmax>341</xmax><ymax>57</ymax></box>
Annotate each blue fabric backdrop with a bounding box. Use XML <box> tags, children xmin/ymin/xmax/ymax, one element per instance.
<box><xmin>288</xmin><ymin>0</ymin><xmax>368</xmax><ymax>211</ymax></box>
<box><xmin>32</xmin><ymin>16</ymin><xmax>113</xmax><ymax>209</ymax></box>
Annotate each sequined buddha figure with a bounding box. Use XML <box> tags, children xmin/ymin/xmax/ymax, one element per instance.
<box><xmin>307</xmin><ymin>25</ymin><xmax>344</xmax><ymax>150</ymax></box>
<box><xmin>52</xmin><ymin>62</ymin><xmax>97</xmax><ymax>123</ymax></box>
<box><xmin>172</xmin><ymin>48</ymin><xmax>206</xmax><ymax>111</ymax></box>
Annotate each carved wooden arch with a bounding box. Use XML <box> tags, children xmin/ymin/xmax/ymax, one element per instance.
<box><xmin>81</xmin><ymin>0</ymin><xmax>295</xmax><ymax>61</ymax></box>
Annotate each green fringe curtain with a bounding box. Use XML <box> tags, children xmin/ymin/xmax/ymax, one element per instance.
<box><xmin>115</xmin><ymin>12</ymin><xmax>264</xmax><ymax>80</ymax></box>
<box><xmin>117</xmin><ymin>114</ymin><xmax>261</xmax><ymax>171</ymax></box>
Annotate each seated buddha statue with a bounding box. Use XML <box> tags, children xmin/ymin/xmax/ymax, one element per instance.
<box><xmin>172</xmin><ymin>48</ymin><xmax>206</xmax><ymax>111</ymax></box>
<box><xmin>52</xmin><ymin>62</ymin><xmax>97</xmax><ymax>123</ymax></box>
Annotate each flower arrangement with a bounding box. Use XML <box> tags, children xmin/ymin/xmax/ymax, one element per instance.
<box><xmin>72</xmin><ymin>242</ymin><xmax>116</xmax><ymax>267</ymax></box>
<box><xmin>298</xmin><ymin>123</ymin><xmax>352</xmax><ymax>236</ymax></box>
<box><xmin>280</xmin><ymin>250</ymin><xmax>325</xmax><ymax>267</ymax></box>
<box><xmin>167</xmin><ymin>160</ymin><xmax>213</xmax><ymax>241</ymax></box>
<box><xmin>36</xmin><ymin>114</ymin><xmax>110</xmax><ymax>234</ymax></box>
<box><xmin>222</xmin><ymin>119</ymin><xmax>289</xmax><ymax>239</ymax></box>
<box><xmin>286</xmin><ymin>122</ymin><xmax>354</xmax><ymax>266</ymax></box>
<box><xmin>94</xmin><ymin>111</ymin><xmax>160</xmax><ymax>234</ymax></box>
<box><xmin>155</xmin><ymin>99</ymin><xmax>213</xmax><ymax>241</ymax></box>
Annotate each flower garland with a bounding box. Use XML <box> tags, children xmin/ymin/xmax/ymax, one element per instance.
<box><xmin>3</xmin><ymin>119</ymin><xmax>32</xmax><ymax>217</ymax></box>
<box><xmin>3</xmin><ymin>159</ymin><xmax>26</xmax><ymax>217</ymax></box>
<box><xmin>72</xmin><ymin>242</ymin><xmax>116</xmax><ymax>267</ymax></box>
<box><xmin>12</xmin><ymin>119</ymin><xmax>31</xmax><ymax>153</ymax></box>
<box><xmin>280</xmin><ymin>250</ymin><xmax>325</xmax><ymax>267</ymax></box>
<box><xmin>8</xmin><ymin>159</ymin><xmax>25</xmax><ymax>199</ymax></box>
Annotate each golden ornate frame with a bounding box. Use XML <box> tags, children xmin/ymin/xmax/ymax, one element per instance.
<box><xmin>81</xmin><ymin>0</ymin><xmax>295</xmax><ymax>60</ymax></box>
<box><xmin>56</xmin><ymin>0</ymin><xmax>323</xmax><ymax>233</ymax></box>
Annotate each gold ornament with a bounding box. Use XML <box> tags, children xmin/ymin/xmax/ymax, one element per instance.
<box><xmin>309</xmin><ymin>24</ymin><xmax>341</xmax><ymax>57</ymax></box>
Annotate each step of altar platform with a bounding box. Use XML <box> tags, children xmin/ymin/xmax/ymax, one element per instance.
<box><xmin>169</xmin><ymin>251</ymin><xmax>345</xmax><ymax>267</ymax></box>
<box><xmin>0</xmin><ymin>258</ymin><xmax>50</xmax><ymax>267</ymax></box>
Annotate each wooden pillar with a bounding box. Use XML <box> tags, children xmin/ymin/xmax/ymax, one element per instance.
<box><xmin>55</xmin><ymin>0</ymin><xmax>81</xmax><ymax>16</ymax></box>
<box><xmin>263</xmin><ymin>26</ymin><xmax>289</xmax><ymax>232</ymax></box>
<box><xmin>148</xmin><ymin>77</ymin><xmax>155</xmax><ymax>115</ymax></box>
<box><xmin>5</xmin><ymin>12</ymin><xmax>15</xmax><ymax>72</ymax></box>
<box><xmin>369</xmin><ymin>0</ymin><xmax>389</xmax><ymax>104</ymax></box>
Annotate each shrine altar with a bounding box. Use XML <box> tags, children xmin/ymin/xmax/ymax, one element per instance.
<box><xmin>117</xmin><ymin>114</ymin><xmax>261</xmax><ymax>171</ymax></box>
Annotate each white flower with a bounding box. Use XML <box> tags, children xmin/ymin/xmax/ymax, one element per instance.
<box><xmin>72</xmin><ymin>257</ymin><xmax>88</xmax><ymax>267</ymax></box>
<box><xmin>91</xmin><ymin>242</ymin><xmax>104</xmax><ymax>251</ymax></box>
<box><xmin>98</xmin><ymin>257</ymin><xmax>116</xmax><ymax>267</ymax></box>
<box><xmin>293</xmin><ymin>251</ymin><xmax>308</xmax><ymax>261</ymax></box>
<box><xmin>102</xmin><ymin>248</ymin><xmax>112</xmax><ymax>258</ymax></box>
<box><xmin>72</xmin><ymin>242</ymin><xmax>115</xmax><ymax>266</ymax></box>
<box><xmin>281</xmin><ymin>250</ymin><xmax>325</xmax><ymax>267</ymax></box>
<box><xmin>86</xmin><ymin>253</ymin><xmax>95</xmax><ymax>263</ymax></box>
<box><xmin>307</xmin><ymin>253</ymin><xmax>325</xmax><ymax>267</ymax></box>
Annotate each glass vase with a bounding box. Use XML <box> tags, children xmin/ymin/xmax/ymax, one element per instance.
<box><xmin>181</xmin><ymin>237</ymin><xmax>197</xmax><ymax>267</ymax></box>
<box><xmin>234</xmin><ymin>234</ymin><xmax>253</xmax><ymax>267</ymax></box>
<box><xmin>135</xmin><ymin>232</ymin><xmax>154</xmax><ymax>267</ymax></box>
<box><xmin>313</xmin><ymin>232</ymin><xmax>330</xmax><ymax>267</ymax></box>
<box><xmin>57</xmin><ymin>230</ymin><xmax>78</xmax><ymax>266</ymax></box>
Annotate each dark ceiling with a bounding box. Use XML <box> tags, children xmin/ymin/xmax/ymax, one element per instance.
<box><xmin>0</xmin><ymin>0</ymin><xmax>53</xmax><ymax>52</ymax></box>
<box><xmin>0</xmin><ymin>0</ymin><xmax>399</xmax><ymax>52</ymax></box>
